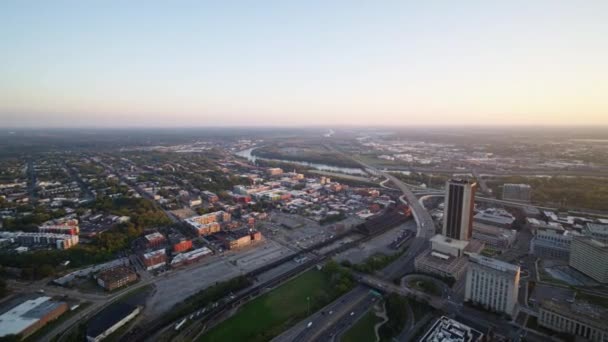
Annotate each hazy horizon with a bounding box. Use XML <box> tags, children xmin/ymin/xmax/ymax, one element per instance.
<box><xmin>2</xmin><ymin>1</ymin><xmax>608</xmax><ymax>127</ymax></box>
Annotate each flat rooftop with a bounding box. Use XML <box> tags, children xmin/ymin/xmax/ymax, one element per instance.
<box><xmin>0</xmin><ymin>296</ymin><xmax>65</xmax><ymax>337</ymax></box>
<box><xmin>469</xmin><ymin>253</ymin><xmax>520</xmax><ymax>274</ymax></box>
<box><xmin>430</xmin><ymin>234</ymin><xmax>469</xmax><ymax>249</ymax></box>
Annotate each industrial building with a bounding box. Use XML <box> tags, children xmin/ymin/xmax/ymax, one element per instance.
<box><xmin>442</xmin><ymin>179</ymin><xmax>477</xmax><ymax>241</ymax></box>
<box><xmin>86</xmin><ymin>302</ymin><xmax>141</xmax><ymax>342</ymax></box>
<box><xmin>419</xmin><ymin>316</ymin><xmax>483</xmax><ymax>342</ymax></box>
<box><xmin>465</xmin><ymin>254</ymin><xmax>520</xmax><ymax>317</ymax></box>
<box><xmin>502</xmin><ymin>183</ymin><xmax>531</xmax><ymax>203</ymax></box>
<box><xmin>96</xmin><ymin>266</ymin><xmax>138</xmax><ymax>291</ymax></box>
<box><xmin>569</xmin><ymin>237</ymin><xmax>608</xmax><ymax>283</ymax></box>
<box><xmin>0</xmin><ymin>296</ymin><xmax>69</xmax><ymax>339</ymax></box>
<box><xmin>538</xmin><ymin>299</ymin><xmax>608</xmax><ymax>342</ymax></box>
<box><xmin>140</xmin><ymin>249</ymin><xmax>167</xmax><ymax>271</ymax></box>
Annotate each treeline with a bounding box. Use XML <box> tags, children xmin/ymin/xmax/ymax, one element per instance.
<box><xmin>323</xmin><ymin>260</ymin><xmax>355</xmax><ymax>296</ymax></box>
<box><xmin>378</xmin><ymin>294</ymin><xmax>410</xmax><ymax>340</ymax></box>
<box><xmin>487</xmin><ymin>176</ymin><xmax>608</xmax><ymax>211</ymax></box>
<box><xmin>1</xmin><ymin>205</ymin><xmax>67</xmax><ymax>232</ymax></box>
<box><xmin>253</xmin><ymin>146</ymin><xmax>361</xmax><ymax>168</ymax></box>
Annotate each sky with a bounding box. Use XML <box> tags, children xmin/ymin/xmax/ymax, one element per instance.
<box><xmin>1</xmin><ymin>1</ymin><xmax>607</xmax><ymax>128</ymax></box>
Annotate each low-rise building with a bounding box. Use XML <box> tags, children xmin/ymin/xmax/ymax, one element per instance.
<box><xmin>185</xmin><ymin>211</ymin><xmax>231</xmax><ymax>236</ymax></box>
<box><xmin>170</xmin><ymin>235</ymin><xmax>192</xmax><ymax>253</ymax></box>
<box><xmin>538</xmin><ymin>299</ymin><xmax>608</xmax><ymax>342</ymax></box>
<box><xmin>214</xmin><ymin>229</ymin><xmax>262</xmax><ymax>250</ymax></box>
<box><xmin>530</xmin><ymin>224</ymin><xmax>576</xmax><ymax>260</ymax></box>
<box><xmin>420</xmin><ymin>316</ymin><xmax>484</xmax><ymax>342</ymax></box>
<box><xmin>569</xmin><ymin>237</ymin><xmax>608</xmax><ymax>283</ymax></box>
<box><xmin>96</xmin><ymin>266</ymin><xmax>138</xmax><ymax>291</ymax></box>
<box><xmin>583</xmin><ymin>223</ymin><xmax>608</xmax><ymax>244</ymax></box>
<box><xmin>0</xmin><ymin>296</ymin><xmax>69</xmax><ymax>339</ymax></box>
<box><xmin>473</xmin><ymin>208</ymin><xmax>514</xmax><ymax>228</ymax></box>
<box><xmin>502</xmin><ymin>183</ymin><xmax>531</xmax><ymax>203</ymax></box>
<box><xmin>414</xmin><ymin>248</ymin><xmax>468</xmax><ymax>281</ymax></box>
<box><xmin>86</xmin><ymin>302</ymin><xmax>141</xmax><ymax>342</ymax></box>
<box><xmin>472</xmin><ymin>223</ymin><xmax>516</xmax><ymax>249</ymax></box>
<box><xmin>144</xmin><ymin>232</ymin><xmax>166</xmax><ymax>248</ymax></box>
<box><xmin>430</xmin><ymin>234</ymin><xmax>469</xmax><ymax>257</ymax></box>
<box><xmin>140</xmin><ymin>249</ymin><xmax>167</xmax><ymax>271</ymax></box>
<box><xmin>0</xmin><ymin>231</ymin><xmax>79</xmax><ymax>249</ymax></box>
<box><xmin>465</xmin><ymin>254</ymin><xmax>520</xmax><ymax>317</ymax></box>
<box><xmin>201</xmin><ymin>191</ymin><xmax>219</xmax><ymax>203</ymax></box>
<box><xmin>170</xmin><ymin>247</ymin><xmax>213</xmax><ymax>267</ymax></box>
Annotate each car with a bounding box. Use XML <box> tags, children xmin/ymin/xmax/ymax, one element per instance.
<box><xmin>307</xmin><ymin>322</ymin><xmax>313</xmax><ymax>328</ymax></box>
<box><xmin>350</xmin><ymin>312</ymin><xmax>355</xmax><ymax>316</ymax></box>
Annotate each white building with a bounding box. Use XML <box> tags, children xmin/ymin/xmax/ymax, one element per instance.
<box><xmin>530</xmin><ymin>224</ymin><xmax>577</xmax><ymax>260</ymax></box>
<box><xmin>583</xmin><ymin>223</ymin><xmax>608</xmax><ymax>244</ymax></box>
<box><xmin>569</xmin><ymin>237</ymin><xmax>608</xmax><ymax>283</ymax></box>
<box><xmin>539</xmin><ymin>299</ymin><xmax>608</xmax><ymax>342</ymax></box>
<box><xmin>465</xmin><ymin>254</ymin><xmax>520</xmax><ymax>317</ymax></box>
<box><xmin>420</xmin><ymin>316</ymin><xmax>484</xmax><ymax>342</ymax></box>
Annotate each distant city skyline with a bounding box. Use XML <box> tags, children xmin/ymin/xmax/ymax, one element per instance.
<box><xmin>1</xmin><ymin>1</ymin><xmax>608</xmax><ymax>127</ymax></box>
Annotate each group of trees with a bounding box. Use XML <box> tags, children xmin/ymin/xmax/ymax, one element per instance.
<box><xmin>1</xmin><ymin>205</ymin><xmax>67</xmax><ymax>232</ymax></box>
<box><xmin>378</xmin><ymin>293</ymin><xmax>409</xmax><ymax>340</ymax></box>
<box><xmin>323</xmin><ymin>260</ymin><xmax>355</xmax><ymax>296</ymax></box>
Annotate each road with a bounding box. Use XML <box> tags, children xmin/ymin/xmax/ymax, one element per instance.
<box><xmin>274</xmin><ymin>146</ymin><xmax>438</xmax><ymax>342</ymax></box>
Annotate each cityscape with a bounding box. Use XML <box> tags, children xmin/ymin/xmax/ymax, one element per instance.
<box><xmin>1</xmin><ymin>2</ymin><xmax>608</xmax><ymax>342</ymax></box>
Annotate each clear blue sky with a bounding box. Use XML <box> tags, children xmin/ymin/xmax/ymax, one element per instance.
<box><xmin>1</xmin><ymin>1</ymin><xmax>607</xmax><ymax>127</ymax></box>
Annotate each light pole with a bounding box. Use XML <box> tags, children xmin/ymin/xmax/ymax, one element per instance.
<box><xmin>307</xmin><ymin>296</ymin><xmax>310</xmax><ymax>315</ymax></box>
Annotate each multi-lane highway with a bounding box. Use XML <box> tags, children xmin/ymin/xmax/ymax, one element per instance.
<box><xmin>272</xmin><ymin>147</ymin><xmax>439</xmax><ymax>342</ymax></box>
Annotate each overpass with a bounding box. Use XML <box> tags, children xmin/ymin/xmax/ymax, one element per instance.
<box><xmin>355</xmin><ymin>273</ymin><xmax>446</xmax><ymax>310</ymax></box>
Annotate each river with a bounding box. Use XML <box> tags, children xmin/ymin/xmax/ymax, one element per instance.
<box><xmin>235</xmin><ymin>147</ymin><xmax>367</xmax><ymax>175</ymax></box>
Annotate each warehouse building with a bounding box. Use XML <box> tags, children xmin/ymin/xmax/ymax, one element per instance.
<box><xmin>86</xmin><ymin>302</ymin><xmax>140</xmax><ymax>342</ymax></box>
<box><xmin>0</xmin><ymin>296</ymin><xmax>68</xmax><ymax>339</ymax></box>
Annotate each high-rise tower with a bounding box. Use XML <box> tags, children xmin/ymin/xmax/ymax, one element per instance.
<box><xmin>442</xmin><ymin>179</ymin><xmax>477</xmax><ymax>241</ymax></box>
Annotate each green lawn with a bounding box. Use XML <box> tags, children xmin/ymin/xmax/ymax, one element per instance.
<box><xmin>341</xmin><ymin>311</ymin><xmax>382</xmax><ymax>342</ymax></box>
<box><xmin>200</xmin><ymin>269</ymin><xmax>337</xmax><ymax>342</ymax></box>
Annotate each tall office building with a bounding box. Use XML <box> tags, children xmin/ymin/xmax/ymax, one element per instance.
<box><xmin>465</xmin><ymin>254</ymin><xmax>520</xmax><ymax>317</ymax></box>
<box><xmin>443</xmin><ymin>179</ymin><xmax>477</xmax><ymax>241</ymax></box>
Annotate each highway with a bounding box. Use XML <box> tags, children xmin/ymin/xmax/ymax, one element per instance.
<box><xmin>272</xmin><ymin>146</ymin><xmax>438</xmax><ymax>342</ymax></box>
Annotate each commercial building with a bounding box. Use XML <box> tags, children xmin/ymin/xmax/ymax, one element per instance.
<box><xmin>583</xmin><ymin>223</ymin><xmax>608</xmax><ymax>244</ymax></box>
<box><xmin>443</xmin><ymin>179</ymin><xmax>477</xmax><ymax>241</ymax></box>
<box><xmin>530</xmin><ymin>224</ymin><xmax>576</xmax><ymax>260</ymax></box>
<box><xmin>569</xmin><ymin>237</ymin><xmax>608</xmax><ymax>283</ymax></box>
<box><xmin>170</xmin><ymin>235</ymin><xmax>192</xmax><ymax>253</ymax></box>
<box><xmin>38</xmin><ymin>224</ymin><xmax>80</xmax><ymax>235</ymax></box>
<box><xmin>185</xmin><ymin>211</ymin><xmax>231</xmax><ymax>236</ymax></box>
<box><xmin>140</xmin><ymin>249</ymin><xmax>167</xmax><ymax>271</ymax></box>
<box><xmin>414</xmin><ymin>248</ymin><xmax>469</xmax><ymax>281</ymax></box>
<box><xmin>502</xmin><ymin>183</ymin><xmax>531</xmax><ymax>203</ymax></box>
<box><xmin>538</xmin><ymin>299</ymin><xmax>608</xmax><ymax>342</ymax></box>
<box><xmin>267</xmin><ymin>167</ymin><xmax>283</xmax><ymax>176</ymax></box>
<box><xmin>86</xmin><ymin>302</ymin><xmax>141</xmax><ymax>342</ymax></box>
<box><xmin>473</xmin><ymin>208</ymin><xmax>514</xmax><ymax>229</ymax></box>
<box><xmin>0</xmin><ymin>231</ymin><xmax>79</xmax><ymax>249</ymax></box>
<box><xmin>96</xmin><ymin>266</ymin><xmax>138</xmax><ymax>291</ymax></box>
<box><xmin>214</xmin><ymin>229</ymin><xmax>262</xmax><ymax>250</ymax></box>
<box><xmin>430</xmin><ymin>234</ymin><xmax>469</xmax><ymax>257</ymax></box>
<box><xmin>170</xmin><ymin>247</ymin><xmax>213</xmax><ymax>267</ymax></box>
<box><xmin>465</xmin><ymin>254</ymin><xmax>520</xmax><ymax>317</ymax></box>
<box><xmin>472</xmin><ymin>223</ymin><xmax>516</xmax><ymax>249</ymax></box>
<box><xmin>144</xmin><ymin>232</ymin><xmax>166</xmax><ymax>248</ymax></box>
<box><xmin>419</xmin><ymin>316</ymin><xmax>484</xmax><ymax>342</ymax></box>
<box><xmin>0</xmin><ymin>296</ymin><xmax>69</xmax><ymax>339</ymax></box>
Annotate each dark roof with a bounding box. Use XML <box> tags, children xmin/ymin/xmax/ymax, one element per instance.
<box><xmin>86</xmin><ymin>302</ymin><xmax>138</xmax><ymax>338</ymax></box>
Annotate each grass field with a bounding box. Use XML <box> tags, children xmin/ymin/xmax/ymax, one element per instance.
<box><xmin>341</xmin><ymin>311</ymin><xmax>382</xmax><ymax>342</ymax></box>
<box><xmin>200</xmin><ymin>269</ymin><xmax>336</xmax><ymax>342</ymax></box>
